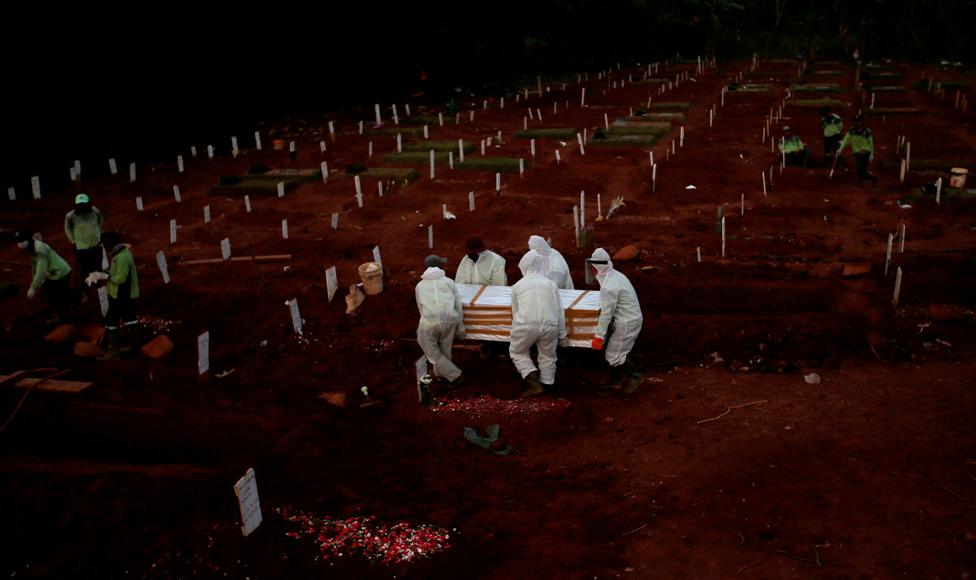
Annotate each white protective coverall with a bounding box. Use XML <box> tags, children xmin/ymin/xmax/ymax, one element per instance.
<box><xmin>455</xmin><ymin>250</ymin><xmax>507</xmax><ymax>286</ymax></box>
<box><xmin>415</xmin><ymin>267</ymin><xmax>465</xmax><ymax>381</ymax></box>
<box><xmin>509</xmin><ymin>253</ymin><xmax>567</xmax><ymax>385</ymax></box>
<box><xmin>518</xmin><ymin>235</ymin><xmax>575</xmax><ymax>290</ymax></box>
<box><xmin>591</xmin><ymin>248</ymin><xmax>643</xmax><ymax>367</ymax></box>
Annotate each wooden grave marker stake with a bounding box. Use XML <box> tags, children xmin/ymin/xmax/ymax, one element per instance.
<box><xmin>277</xmin><ymin>182</ymin><xmax>285</xmax><ymax>198</ymax></box>
<box><xmin>428</xmin><ymin>225</ymin><xmax>434</xmax><ymax>249</ymax></box>
<box><xmin>255</xmin><ymin>131</ymin><xmax>262</xmax><ymax>150</ymax></box>
<box><xmin>893</xmin><ymin>267</ymin><xmax>903</xmax><ymax>305</ymax></box>
<box><xmin>555</xmin><ymin>150</ymin><xmax>561</xmax><ymax>165</ymax></box>
<box><xmin>374</xmin><ymin>103</ymin><xmax>382</xmax><ymax>125</ymax></box>
<box><xmin>696</xmin><ymin>246</ymin><xmax>701</xmax><ymax>263</ymax></box>
<box><xmin>458</xmin><ymin>139</ymin><xmax>465</xmax><ymax>162</ymax></box>
<box><xmin>198</xmin><ymin>331</ymin><xmax>210</xmax><ymax>375</ymax></box>
<box><xmin>173</xmin><ymin>185</ymin><xmax>182</xmax><ymax>203</ymax></box>
<box><xmin>354</xmin><ymin>175</ymin><xmax>362</xmax><ymax>196</ymax></box>
<box><xmin>331</xmin><ymin>212</ymin><xmax>339</xmax><ymax>229</ymax></box>
<box><xmin>170</xmin><ymin>219</ymin><xmax>177</xmax><ymax>244</ymax></box>
<box><xmin>321</xmin><ymin>161</ymin><xmax>329</xmax><ymax>183</ymax></box>
<box><xmin>244</xmin><ymin>195</ymin><xmax>252</xmax><ymax>213</ymax></box>
<box><xmin>899</xmin><ymin>224</ymin><xmax>906</xmax><ymax>253</ymax></box>
<box><xmin>448</xmin><ymin>151</ymin><xmax>454</xmax><ymax>170</ymax></box>
<box><xmin>220</xmin><ymin>238</ymin><xmax>231</xmax><ymax>260</ymax></box>
<box><xmin>177</xmin><ymin>155</ymin><xmax>184</xmax><ymax>173</ymax></box>
<box><xmin>135</xmin><ymin>196</ymin><xmax>143</xmax><ymax>211</ymax></box>
<box><xmin>320</xmin><ymin>140</ymin><xmax>327</xmax><ymax>154</ymax></box>
<box><xmin>281</xmin><ymin>219</ymin><xmax>289</xmax><ymax>240</ymax></box>
<box><xmin>207</xmin><ymin>145</ymin><xmax>214</xmax><ymax>159</ymax></box>
<box><xmin>469</xmin><ymin>191</ymin><xmax>475</xmax><ymax>211</ymax></box>
<box><xmin>573</xmin><ymin>205</ymin><xmax>580</xmax><ymax>247</ymax></box>
<box><xmin>721</xmin><ymin>216</ymin><xmax>726</xmax><ymax>258</ymax></box>
<box><xmin>204</xmin><ymin>204</ymin><xmax>211</xmax><ymax>223</ymax></box>
<box><xmin>429</xmin><ymin>150</ymin><xmax>435</xmax><ymax>179</ymax></box>
<box><xmin>129</xmin><ymin>163</ymin><xmax>136</xmax><ymax>183</ymax></box>
<box><xmin>156</xmin><ymin>251</ymin><xmax>171</xmax><ymax>284</ymax></box>
<box><xmin>231</xmin><ymin>136</ymin><xmax>239</xmax><ymax>157</ymax></box>
<box><xmin>885</xmin><ymin>233</ymin><xmax>893</xmax><ymax>276</ymax></box>
<box><xmin>326</xmin><ymin>266</ymin><xmax>338</xmax><ymax>302</ymax></box>
<box><xmin>109</xmin><ymin>158</ymin><xmax>118</xmax><ymax>175</ymax></box>
<box><xmin>495</xmin><ymin>173</ymin><xmax>501</xmax><ymax>194</ymax></box>
<box><xmin>372</xmin><ymin>245</ymin><xmax>382</xmax><ymax>267</ymax></box>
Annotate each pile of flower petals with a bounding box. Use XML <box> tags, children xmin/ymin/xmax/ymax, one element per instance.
<box><xmin>430</xmin><ymin>395</ymin><xmax>571</xmax><ymax>418</ymax></box>
<box><xmin>278</xmin><ymin>508</ymin><xmax>451</xmax><ymax>564</ymax></box>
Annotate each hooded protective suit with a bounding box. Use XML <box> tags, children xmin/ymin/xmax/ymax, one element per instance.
<box><xmin>415</xmin><ymin>267</ymin><xmax>465</xmax><ymax>381</ymax></box>
<box><xmin>590</xmin><ymin>248</ymin><xmax>643</xmax><ymax>367</ymax></box>
<box><xmin>518</xmin><ymin>235</ymin><xmax>574</xmax><ymax>289</ymax></box>
<box><xmin>509</xmin><ymin>253</ymin><xmax>566</xmax><ymax>385</ymax></box>
<box><xmin>455</xmin><ymin>250</ymin><xmax>507</xmax><ymax>286</ymax></box>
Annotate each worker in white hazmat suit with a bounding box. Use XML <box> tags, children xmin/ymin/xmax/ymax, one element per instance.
<box><xmin>415</xmin><ymin>255</ymin><xmax>466</xmax><ymax>386</ymax></box>
<box><xmin>588</xmin><ymin>248</ymin><xmax>644</xmax><ymax>393</ymax></box>
<box><xmin>510</xmin><ymin>252</ymin><xmax>567</xmax><ymax>396</ymax></box>
<box><xmin>518</xmin><ymin>235</ymin><xmax>574</xmax><ymax>290</ymax></box>
<box><xmin>455</xmin><ymin>237</ymin><xmax>507</xmax><ymax>286</ymax></box>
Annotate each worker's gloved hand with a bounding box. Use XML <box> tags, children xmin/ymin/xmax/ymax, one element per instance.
<box><xmin>591</xmin><ymin>337</ymin><xmax>604</xmax><ymax>350</ymax></box>
<box><xmin>26</xmin><ymin>288</ymin><xmax>36</xmax><ymax>299</ymax></box>
<box><xmin>85</xmin><ymin>271</ymin><xmax>108</xmax><ymax>286</ymax></box>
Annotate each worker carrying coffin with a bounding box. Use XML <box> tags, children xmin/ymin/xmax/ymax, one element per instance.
<box><xmin>415</xmin><ymin>255</ymin><xmax>466</xmax><ymax>387</ymax></box>
<box><xmin>509</xmin><ymin>251</ymin><xmax>567</xmax><ymax>397</ymax></box>
<box><xmin>588</xmin><ymin>248</ymin><xmax>644</xmax><ymax>393</ymax></box>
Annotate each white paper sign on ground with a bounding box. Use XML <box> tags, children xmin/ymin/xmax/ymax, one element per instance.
<box><xmin>197</xmin><ymin>331</ymin><xmax>210</xmax><ymax>375</ymax></box>
<box><xmin>7</xmin><ymin>187</ymin><xmax>14</xmax><ymax>201</ymax></box>
<box><xmin>234</xmin><ymin>468</ymin><xmax>263</xmax><ymax>536</ymax></box>
<box><xmin>97</xmin><ymin>286</ymin><xmax>109</xmax><ymax>317</ymax></box>
<box><xmin>31</xmin><ymin>176</ymin><xmax>40</xmax><ymax>198</ymax></box>
<box><xmin>415</xmin><ymin>355</ymin><xmax>428</xmax><ymax>400</ymax></box>
<box><xmin>281</xmin><ymin>219</ymin><xmax>289</xmax><ymax>239</ymax></box>
<box><xmin>331</xmin><ymin>212</ymin><xmax>339</xmax><ymax>230</ymax></box>
<box><xmin>204</xmin><ymin>204</ymin><xmax>211</xmax><ymax>223</ymax></box>
<box><xmin>372</xmin><ymin>246</ymin><xmax>382</xmax><ymax>267</ymax></box>
<box><xmin>129</xmin><ymin>163</ymin><xmax>136</xmax><ymax>183</ymax></box>
<box><xmin>173</xmin><ymin>185</ymin><xmax>182</xmax><ymax>203</ymax></box>
<box><xmin>177</xmin><ymin>155</ymin><xmax>184</xmax><ymax>173</ymax></box>
<box><xmin>287</xmin><ymin>299</ymin><xmax>303</xmax><ymax>334</ymax></box>
<box><xmin>135</xmin><ymin>196</ymin><xmax>143</xmax><ymax>211</ymax></box>
<box><xmin>169</xmin><ymin>219</ymin><xmax>177</xmax><ymax>244</ymax></box>
<box><xmin>156</xmin><ymin>250</ymin><xmax>170</xmax><ymax>284</ymax></box>
<box><xmin>220</xmin><ymin>238</ymin><xmax>231</xmax><ymax>260</ymax></box>
<box><xmin>108</xmin><ymin>158</ymin><xmax>117</xmax><ymax>175</ymax></box>
<box><xmin>244</xmin><ymin>195</ymin><xmax>251</xmax><ymax>213</ymax></box>
<box><xmin>277</xmin><ymin>182</ymin><xmax>285</xmax><ymax>198</ymax></box>
<box><xmin>326</xmin><ymin>266</ymin><xmax>337</xmax><ymax>302</ymax></box>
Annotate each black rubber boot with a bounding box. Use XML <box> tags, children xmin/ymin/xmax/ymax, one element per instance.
<box><xmin>521</xmin><ymin>370</ymin><xmax>544</xmax><ymax>397</ymax></box>
<box><xmin>98</xmin><ymin>328</ymin><xmax>122</xmax><ymax>360</ymax></box>
<box><xmin>120</xmin><ymin>323</ymin><xmax>143</xmax><ymax>354</ymax></box>
<box><xmin>622</xmin><ymin>357</ymin><xmax>644</xmax><ymax>394</ymax></box>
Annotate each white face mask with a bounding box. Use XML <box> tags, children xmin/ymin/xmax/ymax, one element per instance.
<box><xmin>16</xmin><ymin>241</ymin><xmax>28</xmax><ymax>249</ymax></box>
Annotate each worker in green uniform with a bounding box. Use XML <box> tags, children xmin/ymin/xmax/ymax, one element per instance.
<box><xmin>14</xmin><ymin>230</ymin><xmax>72</xmax><ymax>322</ymax></box>
<box><xmin>820</xmin><ymin>106</ymin><xmax>844</xmax><ymax>160</ymax></box>
<box><xmin>87</xmin><ymin>231</ymin><xmax>141</xmax><ymax>358</ymax></box>
<box><xmin>778</xmin><ymin>127</ymin><xmax>809</xmax><ymax>167</ymax></box>
<box><xmin>837</xmin><ymin>114</ymin><xmax>878</xmax><ymax>185</ymax></box>
<box><xmin>64</xmin><ymin>193</ymin><xmax>104</xmax><ymax>300</ymax></box>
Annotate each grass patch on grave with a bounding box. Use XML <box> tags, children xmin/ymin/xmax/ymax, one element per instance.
<box><xmin>362</xmin><ymin>167</ymin><xmax>420</xmax><ymax>183</ymax></box>
<box><xmin>367</xmin><ymin>126</ymin><xmax>426</xmax><ymax>137</ymax></box>
<box><xmin>634</xmin><ymin>78</ymin><xmax>669</xmax><ymax>85</ymax></box>
<box><xmin>864</xmin><ymin>107</ymin><xmax>922</xmax><ymax>115</ymax></box>
<box><xmin>791</xmin><ymin>83</ymin><xmax>842</xmax><ymax>93</ymax></box>
<box><xmin>731</xmin><ymin>83</ymin><xmax>774</xmax><ymax>93</ymax></box>
<box><xmin>607</xmin><ymin>123</ymin><xmax>671</xmax><ymax>137</ymax></box>
<box><xmin>806</xmin><ymin>70</ymin><xmax>845</xmax><ymax>76</ymax></box>
<box><xmin>863</xmin><ymin>86</ymin><xmax>906</xmax><ymax>92</ymax></box>
<box><xmin>790</xmin><ymin>98</ymin><xmax>844</xmax><ymax>108</ymax></box>
<box><xmin>630</xmin><ymin>113</ymin><xmax>686</xmax><ymax>123</ymax></box>
<box><xmin>210</xmin><ymin>172</ymin><xmax>317</xmax><ymax>197</ymax></box>
<box><xmin>383</xmin><ymin>152</ymin><xmax>452</xmax><ymax>165</ymax></box>
<box><xmin>409</xmin><ymin>115</ymin><xmax>458</xmax><ymax>125</ymax></box>
<box><xmin>455</xmin><ymin>157</ymin><xmax>523</xmax><ymax>173</ymax></box>
<box><xmin>648</xmin><ymin>102</ymin><xmax>692</xmax><ymax>111</ymax></box>
<box><xmin>589</xmin><ymin>135</ymin><xmax>660</xmax><ymax>147</ymax></box>
<box><xmin>402</xmin><ymin>141</ymin><xmax>475</xmax><ymax>153</ymax></box>
<box><xmin>515</xmin><ymin>128</ymin><xmax>579</xmax><ymax>139</ymax></box>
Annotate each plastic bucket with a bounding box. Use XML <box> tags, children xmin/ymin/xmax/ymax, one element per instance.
<box><xmin>358</xmin><ymin>262</ymin><xmax>384</xmax><ymax>295</ymax></box>
<box><xmin>950</xmin><ymin>167</ymin><xmax>968</xmax><ymax>189</ymax></box>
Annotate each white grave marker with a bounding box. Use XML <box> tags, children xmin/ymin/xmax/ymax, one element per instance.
<box><xmin>320</xmin><ymin>161</ymin><xmax>329</xmax><ymax>183</ymax></box>
<box><xmin>97</xmin><ymin>286</ymin><xmax>109</xmax><ymax>317</ymax></box>
<box><xmin>287</xmin><ymin>298</ymin><xmax>302</xmax><ymax>334</ymax></box>
<box><xmin>207</xmin><ymin>145</ymin><xmax>214</xmax><ymax>159</ymax></box>
<box><xmin>203</xmin><ymin>204</ymin><xmax>211</xmax><ymax>223</ymax></box>
<box><xmin>190</xmin><ymin>145</ymin><xmax>198</xmax><ymax>157</ymax></box>
<box><xmin>331</xmin><ymin>212</ymin><xmax>339</xmax><ymax>229</ymax></box>
<box><xmin>129</xmin><ymin>162</ymin><xmax>137</xmax><ymax>182</ymax></box>
<box><xmin>320</xmin><ymin>140</ymin><xmax>327</xmax><ymax>153</ymax></box>
<box><xmin>428</xmin><ymin>225</ymin><xmax>434</xmax><ymax>249</ymax></box>
<box><xmin>7</xmin><ymin>187</ymin><xmax>15</xmax><ymax>201</ymax></box>
<box><xmin>177</xmin><ymin>155</ymin><xmax>184</xmax><ymax>173</ymax></box>
<box><xmin>255</xmin><ymin>131</ymin><xmax>262</xmax><ymax>150</ymax></box>
<box><xmin>169</xmin><ymin>219</ymin><xmax>177</xmax><ymax>245</ymax></box>
<box><xmin>277</xmin><ymin>182</ymin><xmax>285</xmax><ymax>198</ymax></box>
<box><xmin>244</xmin><ymin>195</ymin><xmax>252</xmax><ymax>213</ymax></box>
<box><xmin>156</xmin><ymin>250</ymin><xmax>171</xmax><ymax>284</ymax></box>
<box><xmin>231</xmin><ymin>136</ymin><xmax>239</xmax><ymax>156</ymax></box>
<box><xmin>429</xmin><ymin>150</ymin><xmax>435</xmax><ymax>179</ymax></box>
<box><xmin>109</xmin><ymin>158</ymin><xmax>118</xmax><ymax>175</ymax></box>
<box><xmin>893</xmin><ymin>267</ymin><xmax>903</xmax><ymax>306</ymax></box>
<box><xmin>220</xmin><ymin>238</ymin><xmax>231</xmax><ymax>260</ymax></box>
<box><xmin>281</xmin><ymin>219</ymin><xmax>289</xmax><ymax>239</ymax></box>
<box><xmin>885</xmin><ymin>233</ymin><xmax>894</xmax><ymax>276</ymax></box>
<box><xmin>354</xmin><ymin>175</ymin><xmax>362</xmax><ymax>196</ymax></box>
<box><xmin>173</xmin><ymin>185</ymin><xmax>182</xmax><ymax>203</ymax></box>
<box><xmin>326</xmin><ymin>266</ymin><xmax>338</xmax><ymax>302</ymax></box>
<box><xmin>374</xmin><ymin>103</ymin><xmax>382</xmax><ymax>125</ymax></box>
<box><xmin>458</xmin><ymin>139</ymin><xmax>465</xmax><ymax>162</ymax></box>
<box><xmin>197</xmin><ymin>331</ymin><xmax>210</xmax><ymax>375</ymax></box>
<box><xmin>468</xmin><ymin>191</ymin><xmax>475</xmax><ymax>211</ymax></box>
<box><xmin>372</xmin><ymin>245</ymin><xmax>382</xmax><ymax>267</ymax></box>
<box><xmin>495</xmin><ymin>173</ymin><xmax>501</xmax><ymax>194</ymax></box>
<box><xmin>234</xmin><ymin>468</ymin><xmax>263</xmax><ymax>536</ymax></box>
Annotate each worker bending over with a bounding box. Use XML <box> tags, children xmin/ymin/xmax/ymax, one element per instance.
<box><xmin>837</xmin><ymin>114</ymin><xmax>878</xmax><ymax>185</ymax></box>
<box><xmin>456</xmin><ymin>237</ymin><xmax>507</xmax><ymax>286</ymax></box>
<box><xmin>820</xmin><ymin>106</ymin><xmax>844</xmax><ymax>160</ymax></box>
<box><xmin>14</xmin><ymin>230</ymin><xmax>72</xmax><ymax>323</ymax></box>
<box><xmin>778</xmin><ymin>127</ymin><xmax>809</xmax><ymax>167</ymax></box>
<box><xmin>415</xmin><ymin>255</ymin><xmax>466</xmax><ymax>387</ymax></box>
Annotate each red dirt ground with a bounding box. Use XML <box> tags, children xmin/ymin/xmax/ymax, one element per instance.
<box><xmin>1</xmin><ymin>59</ymin><xmax>975</xmax><ymax>578</ymax></box>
